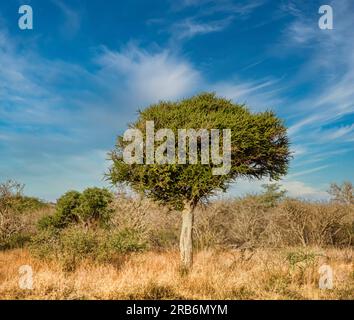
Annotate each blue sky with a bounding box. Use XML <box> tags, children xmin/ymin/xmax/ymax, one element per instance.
<box><xmin>0</xmin><ymin>0</ymin><xmax>353</xmax><ymax>201</ymax></box>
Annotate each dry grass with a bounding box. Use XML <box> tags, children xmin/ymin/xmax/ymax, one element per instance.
<box><xmin>0</xmin><ymin>247</ymin><xmax>353</xmax><ymax>300</ymax></box>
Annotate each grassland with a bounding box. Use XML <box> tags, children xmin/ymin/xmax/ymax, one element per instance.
<box><xmin>1</xmin><ymin>247</ymin><xmax>353</xmax><ymax>300</ymax></box>
<box><xmin>1</xmin><ymin>181</ymin><xmax>353</xmax><ymax>300</ymax></box>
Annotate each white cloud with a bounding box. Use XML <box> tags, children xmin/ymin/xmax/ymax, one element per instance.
<box><xmin>169</xmin><ymin>0</ymin><xmax>265</xmax><ymax>40</ymax></box>
<box><xmin>96</xmin><ymin>45</ymin><xmax>201</xmax><ymax>104</ymax></box>
<box><xmin>212</xmin><ymin>78</ymin><xmax>284</xmax><ymax>111</ymax></box>
<box><xmin>221</xmin><ymin>177</ymin><xmax>328</xmax><ymax>201</ymax></box>
<box><xmin>319</xmin><ymin>124</ymin><xmax>354</xmax><ymax>141</ymax></box>
<box><xmin>171</xmin><ymin>17</ymin><xmax>233</xmax><ymax>40</ymax></box>
<box><xmin>281</xmin><ymin>180</ymin><xmax>329</xmax><ymax>201</ymax></box>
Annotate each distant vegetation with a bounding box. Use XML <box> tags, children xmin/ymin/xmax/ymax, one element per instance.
<box><xmin>0</xmin><ymin>179</ymin><xmax>353</xmax><ymax>299</ymax></box>
<box><xmin>1</xmin><ymin>179</ymin><xmax>353</xmax><ymax>266</ymax></box>
<box><xmin>0</xmin><ymin>180</ymin><xmax>49</xmax><ymax>250</ymax></box>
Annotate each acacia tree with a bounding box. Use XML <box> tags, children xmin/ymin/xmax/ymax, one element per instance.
<box><xmin>108</xmin><ymin>93</ymin><xmax>290</xmax><ymax>269</ymax></box>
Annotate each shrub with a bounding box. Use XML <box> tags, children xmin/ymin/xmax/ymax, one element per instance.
<box><xmin>12</xmin><ymin>196</ymin><xmax>48</xmax><ymax>213</ymax></box>
<box><xmin>60</xmin><ymin>227</ymin><xmax>98</xmax><ymax>257</ymax></box>
<box><xmin>37</xmin><ymin>214</ymin><xmax>61</xmax><ymax>230</ymax></box>
<box><xmin>109</xmin><ymin>228</ymin><xmax>148</xmax><ymax>253</ymax></box>
<box><xmin>40</xmin><ymin>188</ymin><xmax>115</xmax><ymax>231</ymax></box>
<box><xmin>328</xmin><ymin>181</ymin><xmax>354</xmax><ymax>205</ymax></box>
<box><xmin>286</xmin><ymin>249</ymin><xmax>318</xmax><ymax>269</ymax></box>
<box><xmin>0</xmin><ymin>233</ymin><xmax>31</xmax><ymax>250</ymax></box>
<box><xmin>0</xmin><ymin>180</ymin><xmax>47</xmax><ymax>214</ymax></box>
<box><xmin>30</xmin><ymin>227</ymin><xmax>98</xmax><ymax>270</ymax></box>
<box><xmin>54</xmin><ymin>191</ymin><xmax>82</xmax><ymax>228</ymax></box>
<box><xmin>259</xmin><ymin>183</ymin><xmax>287</xmax><ymax>207</ymax></box>
<box><xmin>29</xmin><ymin>229</ymin><xmax>61</xmax><ymax>259</ymax></box>
<box><xmin>75</xmin><ymin>188</ymin><xmax>114</xmax><ymax>227</ymax></box>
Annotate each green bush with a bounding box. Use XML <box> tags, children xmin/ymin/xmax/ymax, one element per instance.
<box><xmin>37</xmin><ymin>214</ymin><xmax>60</xmax><ymax>230</ymax></box>
<box><xmin>55</xmin><ymin>191</ymin><xmax>82</xmax><ymax>228</ymax></box>
<box><xmin>75</xmin><ymin>188</ymin><xmax>114</xmax><ymax>227</ymax></box>
<box><xmin>149</xmin><ymin>229</ymin><xmax>178</xmax><ymax>248</ymax></box>
<box><xmin>39</xmin><ymin>188</ymin><xmax>114</xmax><ymax>231</ymax></box>
<box><xmin>30</xmin><ymin>227</ymin><xmax>98</xmax><ymax>270</ymax></box>
<box><xmin>0</xmin><ymin>233</ymin><xmax>31</xmax><ymax>250</ymax></box>
<box><xmin>60</xmin><ymin>227</ymin><xmax>98</xmax><ymax>256</ymax></box>
<box><xmin>109</xmin><ymin>229</ymin><xmax>148</xmax><ymax>253</ymax></box>
<box><xmin>29</xmin><ymin>229</ymin><xmax>60</xmax><ymax>259</ymax></box>
<box><xmin>286</xmin><ymin>249</ymin><xmax>318</xmax><ymax>270</ymax></box>
<box><xmin>12</xmin><ymin>196</ymin><xmax>48</xmax><ymax>213</ymax></box>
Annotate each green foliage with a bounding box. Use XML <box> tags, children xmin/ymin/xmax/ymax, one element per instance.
<box><xmin>54</xmin><ymin>191</ymin><xmax>81</xmax><ymax>228</ymax></box>
<box><xmin>30</xmin><ymin>229</ymin><xmax>61</xmax><ymax>259</ymax></box>
<box><xmin>12</xmin><ymin>196</ymin><xmax>48</xmax><ymax>213</ymax></box>
<box><xmin>37</xmin><ymin>214</ymin><xmax>61</xmax><ymax>230</ymax></box>
<box><xmin>31</xmin><ymin>227</ymin><xmax>98</xmax><ymax>270</ymax></box>
<box><xmin>108</xmin><ymin>228</ymin><xmax>148</xmax><ymax>253</ymax></box>
<box><xmin>0</xmin><ymin>180</ymin><xmax>48</xmax><ymax>214</ymax></box>
<box><xmin>0</xmin><ymin>233</ymin><xmax>31</xmax><ymax>250</ymax></box>
<box><xmin>286</xmin><ymin>250</ymin><xmax>318</xmax><ymax>270</ymax></box>
<box><xmin>30</xmin><ymin>226</ymin><xmax>147</xmax><ymax>270</ymax></box>
<box><xmin>109</xmin><ymin>93</ymin><xmax>290</xmax><ymax>209</ymax></box>
<box><xmin>75</xmin><ymin>188</ymin><xmax>114</xmax><ymax>226</ymax></box>
<box><xmin>149</xmin><ymin>229</ymin><xmax>179</xmax><ymax>248</ymax></box>
<box><xmin>60</xmin><ymin>227</ymin><xmax>98</xmax><ymax>257</ymax></box>
<box><xmin>39</xmin><ymin>188</ymin><xmax>114</xmax><ymax>230</ymax></box>
<box><xmin>260</xmin><ymin>183</ymin><xmax>287</xmax><ymax>207</ymax></box>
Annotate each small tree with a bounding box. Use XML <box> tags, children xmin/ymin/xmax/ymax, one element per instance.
<box><xmin>75</xmin><ymin>187</ymin><xmax>114</xmax><ymax>227</ymax></box>
<box><xmin>55</xmin><ymin>191</ymin><xmax>82</xmax><ymax>227</ymax></box>
<box><xmin>108</xmin><ymin>93</ymin><xmax>290</xmax><ymax>269</ymax></box>
<box><xmin>260</xmin><ymin>183</ymin><xmax>287</xmax><ymax>207</ymax></box>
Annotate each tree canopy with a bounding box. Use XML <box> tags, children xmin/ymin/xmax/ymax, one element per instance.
<box><xmin>108</xmin><ymin>93</ymin><xmax>290</xmax><ymax>209</ymax></box>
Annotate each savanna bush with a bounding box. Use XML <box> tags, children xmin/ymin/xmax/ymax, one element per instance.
<box><xmin>108</xmin><ymin>228</ymin><xmax>148</xmax><ymax>253</ymax></box>
<box><xmin>29</xmin><ymin>228</ymin><xmax>61</xmax><ymax>259</ymax></box>
<box><xmin>30</xmin><ymin>226</ymin><xmax>99</xmax><ymax>270</ymax></box>
<box><xmin>75</xmin><ymin>188</ymin><xmax>114</xmax><ymax>227</ymax></box>
<box><xmin>54</xmin><ymin>190</ymin><xmax>81</xmax><ymax>228</ymax></box>
<box><xmin>38</xmin><ymin>188</ymin><xmax>114</xmax><ymax>230</ymax></box>
<box><xmin>21</xmin><ymin>189</ymin><xmax>354</xmax><ymax>265</ymax></box>
<box><xmin>0</xmin><ymin>180</ymin><xmax>49</xmax><ymax>250</ymax></box>
<box><xmin>108</xmin><ymin>195</ymin><xmax>353</xmax><ymax>250</ymax></box>
<box><xmin>30</xmin><ymin>224</ymin><xmax>148</xmax><ymax>270</ymax></box>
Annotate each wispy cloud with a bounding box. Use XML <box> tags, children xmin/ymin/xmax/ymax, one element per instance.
<box><xmin>51</xmin><ymin>0</ymin><xmax>81</xmax><ymax>37</ymax></box>
<box><xmin>278</xmin><ymin>0</ymin><xmax>354</xmax><ymax>180</ymax></box>
<box><xmin>168</xmin><ymin>0</ymin><xmax>266</xmax><ymax>41</ymax></box>
<box><xmin>174</xmin><ymin>0</ymin><xmax>266</xmax><ymax>16</ymax></box>
<box><xmin>96</xmin><ymin>44</ymin><xmax>201</xmax><ymax>104</ymax></box>
<box><xmin>211</xmin><ymin>78</ymin><xmax>285</xmax><ymax>111</ymax></box>
<box><xmin>171</xmin><ymin>16</ymin><xmax>233</xmax><ymax>40</ymax></box>
<box><xmin>288</xmin><ymin>165</ymin><xmax>330</xmax><ymax>179</ymax></box>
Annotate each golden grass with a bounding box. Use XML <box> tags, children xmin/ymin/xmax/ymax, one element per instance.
<box><xmin>0</xmin><ymin>247</ymin><xmax>353</xmax><ymax>300</ymax></box>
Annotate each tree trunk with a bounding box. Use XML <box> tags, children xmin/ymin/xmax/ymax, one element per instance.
<box><xmin>180</xmin><ymin>202</ymin><xmax>195</xmax><ymax>270</ymax></box>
